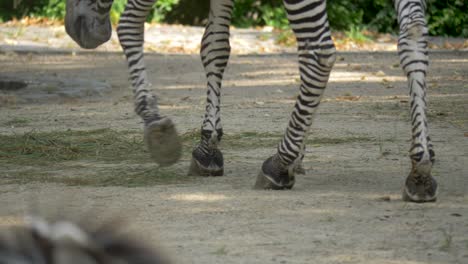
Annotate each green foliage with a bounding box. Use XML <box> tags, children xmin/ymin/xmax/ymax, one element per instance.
<box><xmin>258</xmin><ymin>3</ymin><xmax>288</xmax><ymax>29</ymax></box>
<box><xmin>35</xmin><ymin>0</ymin><xmax>65</xmax><ymax>19</ymax></box>
<box><xmin>0</xmin><ymin>0</ymin><xmax>65</xmax><ymax>21</ymax></box>
<box><xmin>110</xmin><ymin>0</ymin><xmax>180</xmax><ymax>24</ymax></box>
<box><xmin>110</xmin><ymin>0</ymin><xmax>127</xmax><ymax>24</ymax></box>
<box><xmin>427</xmin><ymin>0</ymin><xmax>468</xmax><ymax>37</ymax></box>
<box><xmin>150</xmin><ymin>0</ymin><xmax>180</xmax><ymax>23</ymax></box>
<box><xmin>159</xmin><ymin>0</ymin><xmax>208</xmax><ymax>25</ymax></box>
<box><xmin>326</xmin><ymin>0</ymin><xmax>365</xmax><ymax>31</ymax></box>
<box><xmin>345</xmin><ymin>25</ymin><xmax>372</xmax><ymax>44</ymax></box>
<box><xmin>232</xmin><ymin>0</ymin><xmax>287</xmax><ymax>29</ymax></box>
<box><xmin>0</xmin><ymin>0</ymin><xmax>466</xmax><ymax>37</ymax></box>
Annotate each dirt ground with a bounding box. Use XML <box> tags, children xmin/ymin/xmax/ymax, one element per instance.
<box><xmin>0</xmin><ymin>50</ymin><xmax>467</xmax><ymax>263</ymax></box>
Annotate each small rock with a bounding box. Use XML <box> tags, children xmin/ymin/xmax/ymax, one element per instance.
<box><xmin>375</xmin><ymin>70</ymin><xmax>386</xmax><ymax>76</ymax></box>
<box><xmin>377</xmin><ymin>196</ymin><xmax>391</xmax><ymax>202</ymax></box>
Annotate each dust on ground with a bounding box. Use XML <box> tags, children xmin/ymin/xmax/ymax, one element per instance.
<box><xmin>0</xmin><ymin>49</ymin><xmax>467</xmax><ymax>263</ymax></box>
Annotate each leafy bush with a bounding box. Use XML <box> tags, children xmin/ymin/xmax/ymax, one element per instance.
<box><xmin>110</xmin><ymin>0</ymin><xmax>127</xmax><ymax>24</ymax></box>
<box><xmin>327</xmin><ymin>0</ymin><xmax>365</xmax><ymax>31</ymax></box>
<box><xmin>232</xmin><ymin>0</ymin><xmax>286</xmax><ymax>28</ymax></box>
<box><xmin>35</xmin><ymin>0</ymin><xmax>65</xmax><ymax>19</ymax></box>
<box><xmin>151</xmin><ymin>0</ymin><xmax>180</xmax><ymax>23</ymax></box>
<box><xmin>0</xmin><ymin>0</ymin><xmax>65</xmax><ymax>21</ymax></box>
<box><xmin>0</xmin><ymin>0</ymin><xmax>466</xmax><ymax>37</ymax></box>
<box><xmin>110</xmin><ymin>0</ymin><xmax>181</xmax><ymax>24</ymax></box>
<box><xmin>427</xmin><ymin>0</ymin><xmax>467</xmax><ymax>37</ymax></box>
<box><xmin>161</xmin><ymin>0</ymin><xmax>208</xmax><ymax>25</ymax></box>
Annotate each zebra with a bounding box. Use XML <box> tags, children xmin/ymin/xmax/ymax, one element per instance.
<box><xmin>64</xmin><ymin>0</ymin><xmax>437</xmax><ymax>202</ymax></box>
<box><xmin>0</xmin><ymin>216</ymin><xmax>170</xmax><ymax>263</ymax></box>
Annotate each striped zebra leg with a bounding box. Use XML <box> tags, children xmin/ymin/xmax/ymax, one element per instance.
<box><xmin>188</xmin><ymin>0</ymin><xmax>234</xmax><ymax>176</ymax></box>
<box><xmin>255</xmin><ymin>0</ymin><xmax>336</xmax><ymax>189</ymax></box>
<box><xmin>395</xmin><ymin>0</ymin><xmax>437</xmax><ymax>202</ymax></box>
<box><xmin>118</xmin><ymin>0</ymin><xmax>182</xmax><ymax>166</ymax></box>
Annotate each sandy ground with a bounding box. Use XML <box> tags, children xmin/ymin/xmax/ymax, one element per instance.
<box><xmin>0</xmin><ymin>49</ymin><xmax>467</xmax><ymax>263</ymax></box>
<box><xmin>1</xmin><ymin>24</ymin><xmax>467</xmax><ymax>55</ymax></box>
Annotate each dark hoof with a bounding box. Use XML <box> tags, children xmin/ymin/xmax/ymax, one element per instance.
<box><xmin>188</xmin><ymin>148</ymin><xmax>224</xmax><ymax>176</ymax></box>
<box><xmin>254</xmin><ymin>155</ymin><xmax>295</xmax><ymax>190</ymax></box>
<box><xmin>402</xmin><ymin>172</ymin><xmax>438</xmax><ymax>203</ymax></box>
<box><xmin>144</xmin><ymin>117</ymin><xmax>182</xmax><ymax>167</ymax></box>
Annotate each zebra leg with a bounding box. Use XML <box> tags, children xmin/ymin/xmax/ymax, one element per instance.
<box><xmin>118</xmin><ymin>0</ymin><xmax>182</xmax><ymax>166</ymax></box>
<box><xmin>188</xmin><ymin>0</ymin><xmax>234</xmax><ymax>176</ymax></box>
<box><xmin>255</xmin><ymin>0</ymin><xmax>336</xmax><ymax>189</ymax></box>
<box><xmin>395</xmin><ymin>0</ymin><xmax>437</xmax><ymax>202</ymax></box>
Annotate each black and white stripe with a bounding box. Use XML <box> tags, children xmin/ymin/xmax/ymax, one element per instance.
<box><xmin>395</xmin><ymin>0</ymin><xmax>434</xmax><ymax>171</ymax></box>
<box><xmin>196</xmin><ymin>0</ymin><xmax>233</xmax><ymax>155</ymax></box>
<box><xmin>117</xmin><ymin>0</ymin><xmax>159</xmax><ymax>123</ymax></box>
<box><xmin>82</xmin><ymin>0</ymin><xmax>435</xmax><ymax>196</ymax></box>
<box><xmin>277</xmin><ymin>0</ymin><xmax>336</xmax><ymax>167</ymax></box>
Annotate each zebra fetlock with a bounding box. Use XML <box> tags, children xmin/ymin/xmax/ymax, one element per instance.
<box><xmin>254</xmin><ymin>154</ymin><xmax>295</xmax><ymax>190</ymax></box>
<box><xmin>188</xmin><ymin>129</ymin><xmax>224</xmax><ymax>176</ymax></box>
<box><xmin>403</xmin><ymin>163</ymin><xmax>438</xmax><ymax>202</ymax></box>
<box><xmin>189</xmin><ymin>147</ymin><xmax>224</xmax><ymax>177</ymax></box>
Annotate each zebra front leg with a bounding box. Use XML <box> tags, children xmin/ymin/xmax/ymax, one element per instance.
<box><xmin>188</xmin><ymin>0</ymin><xmax>234</xmax><ymax>176</ymax></box>
<box><xmin>255</xmin><ymin>0</ymin><xmax>336</xmax><ymax>189</ymax></box>
<box><xmin>395</xmin><ymin>0</ymin><xmax>437</xmax><ymax>202</ymax></box>
<box><xmin>118</xmin><ymin>0</ymin><xmax>182</xmax><ymax>166</ymax></box>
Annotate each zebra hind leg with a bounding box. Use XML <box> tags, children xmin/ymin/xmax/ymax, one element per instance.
<box><xmin>118</xmin><ymin>0</ymin><xmax>182</xmax><ymax>166</ymax></box>
<box><xmin>188</xmin><ymin>0</ymin><xmax>234</xmax><ymax>177</ymax></box>
<box><xmin>255</xmin><ymin>0</ymin><xmax>335</xmax><ymax>189</ymax></box>
<box><xmin>395</xmin><ymin>0</ymin><xmax>437</xmax><ymax>202</ymax></box>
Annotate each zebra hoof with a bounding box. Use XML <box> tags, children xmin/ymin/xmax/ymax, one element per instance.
<box><xmin>144</xmin><ymin>117</ymin><xmax>182</xmax><ymax>167</ymax></box>
<box><xmin>188</xmin><ymin>148</ymin><xmax>224</xmax><ymax>176</ymax></box>
<box><xmin>402</xmin><ymin>172</ymin><xmax>438</xmax><ymax>203</ymax></box>
<box><xmin>254</xmin><ymin>155</ymin><xmax>295</xmax><ymax>190</ymax></box>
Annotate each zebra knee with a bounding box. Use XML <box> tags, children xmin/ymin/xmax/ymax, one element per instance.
<box><xmin>299</xmin><ymin>45</ymin><xmax>336</xmax><ymax>71</ymax></box>
<box><xmin>396</xmin><ymin>1</ymin><xmax>428</xmax><ymax>48</ymax></box>
<box><xmin>319</xmin><ymin>47</ymin><xmax>337</xmax><ymax>70</ymax></box>
<box><xmin>406</xmin><ymin>22</ymin><xmax>427</xmax><ymax>41</ymax></box>
<box><xmin>200</xmin><ymin>25</ymin><xmax>231</xmax><ymax>74</ymax></box>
